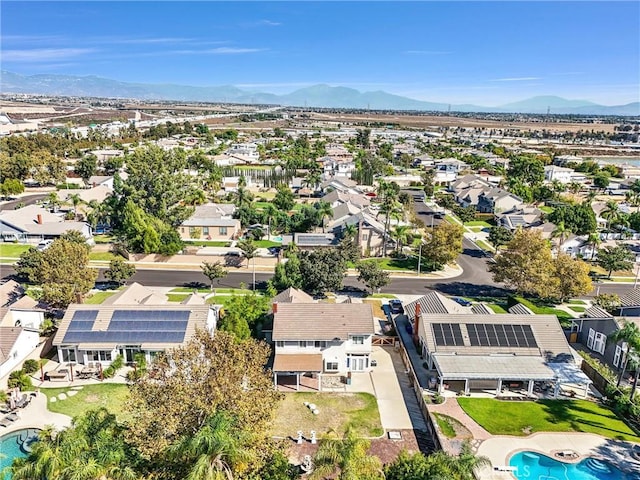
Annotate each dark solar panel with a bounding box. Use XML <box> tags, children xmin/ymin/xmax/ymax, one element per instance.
<box><xmin>433</xmin><ymin>323</ymin><xmax>464</xmax><ymax>346</ymax></box>
<box><xmin>72</xmin><ymin>310</ymin><xmax>99</xmax><ymax>321</ymax></box>
<box><xmin>66</xmin><ymin>321</ymin><xmax>95</xmax><ymax>332</ymax></box>
<box><xmin>465</xmin><ymin>324</ymin><xmax>538</xmax><ymax>349</ymax></box>
<box><xmin>111</xmin><ymin>310</ymin><xmax>190</xmax><ymax>322</ymax></box>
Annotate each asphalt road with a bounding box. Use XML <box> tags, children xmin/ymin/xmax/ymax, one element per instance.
<box><xmin>0</xmin><ymin>193</ymin><xmax>49</xmax><ymax>211</ymax></box>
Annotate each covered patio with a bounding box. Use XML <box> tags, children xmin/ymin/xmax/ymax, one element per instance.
<box><xmin>432</xmin><ymin>354</ymin><xmax>558</xmax><ymax>397</ymax></box>
<box><xmin>547</xmin><ymin>361</ymin><xmax>593</xmax><ymax>399</ymax></box>
<box><xmin>273</xmin><ymin>354</ymin><xmax>323</xmax><ymax>392</ymax></box>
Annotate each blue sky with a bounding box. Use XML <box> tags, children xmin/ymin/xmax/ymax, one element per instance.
<box><xmin>2</xmin><ymin>1</ymin><xmax>639</xmax><ymax>106</ymax></box>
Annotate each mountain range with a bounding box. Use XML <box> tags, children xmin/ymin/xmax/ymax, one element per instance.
<box><xmin>1</xmin><ymin>71</ymin><xmax>638</xmax><ymax>116</ymax></box>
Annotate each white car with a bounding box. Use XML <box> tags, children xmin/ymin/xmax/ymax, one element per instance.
<box><xmin>36</xmin><ymin>240</ymin><xmax>54</xmax><ymax>251</ymax></box>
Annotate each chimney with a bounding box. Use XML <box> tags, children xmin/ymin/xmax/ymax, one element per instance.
<box><xmin>36</xmin><ymin>214</ymin><xmax>42</xmax><ymax>224</ymax></box>
<box><xmin>413</xmin><ymin>303</ymin><xmax>421</xmax><ymax>345</ymax></box>
<box><xmin>272</xmin><ymin>302</ymin><xmax>278</xmax><ymax>314</ymax></box>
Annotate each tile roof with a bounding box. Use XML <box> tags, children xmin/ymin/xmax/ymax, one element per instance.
<box><xmin>272</xmin><ymin>303</ymin><xmax>375</xmax><ymax>341</ymax></box>
<box><xmin>273</xmin><ymin>353</ymin><xmax>323</xmax><ymax>372</ymax></box>
<box><xmin>0</xmin><ymin>327</ymin><xmax>23</xmax><ymax>364</ymax></box>
<box><xmin>272</xmin><ymin>287</ymin><xmax>314</xmax><ymax>304</ymax></box>
<box><xmin>405</xmin><ymin>292</ymin><xmax>471</xmax><ymax>317</ymax></box>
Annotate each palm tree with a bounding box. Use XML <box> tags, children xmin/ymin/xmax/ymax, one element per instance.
<box><xmin>237</xmin><ymin>239</ymin><xmax>257</xmax><ymax>289</ymax></box>
<box><xmin>170</xmin><ymin>411</ymin><xmax>253</xmax><ymax>480</ymax></box>
<box><xmin>377</xmin><ymin>180</ymin><xmax>400</xmax><ymax>258</ymax></box>
<box><xmin>568</xmin><ymin>182</ymin><xmax>583</xmax><ymax>194</ymax></box>
<box><xmin>601</xmin><ymin>200</ymin><xmax>620</xmax><ymax>230</ymax></box>
<box><xmin>67</xmin><ymin>193</ymin><xmax>83</xmax><ymax>220</ymax></box>
<box><xmin>304</xmin><ymin>169</ymin><xmax>322</xmax><ymax>198</ymax></box>
<box><xmin>315</xmin><ymin>201</ymin><xmax>333</xmax><ymax>233</ymax></box>
<box><xmin>587</xmin><ymin>232</ymin><xmax>601</xmax><ymax>260</ymax></box>
<box><xmin>452</xmin><ymin>441</ymin><xmax>492</xmax><ymax>480</ymax></box>
<box><xmin>608</xmin><ymin>320</ymin><xmax>640</xmax><ymax>398</ymax></box>
<box><xmin>262</xmin><ymin>204</ymin><xmax>278</xmax><ymax>239</ymax></box>
<box><xmin>309</xmin><ymin>427</ymin><xmax>383</xmax><ymax>480</ymax></box>
<box><xmin>390</xmin><ymin>225</ymin><xmax>412</xmax><ymax>256</ymax></box>
<box><xmin>551</xmin><ymin>221</ymin><xmax>571</xmax><ymax>251</ymax></box>
<box><xmin>47</xmin><ymin>191</ymin><xmax>61</xmax><ymax>212</ymax></box>
<box><xmin>342</xmin><ymin>223</ymin><xmax>357</xmax><ymax>239</ymax></box>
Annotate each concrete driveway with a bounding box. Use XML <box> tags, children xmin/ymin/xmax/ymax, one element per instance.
<box><xmin>370</xmin><ymin>346</ymin><xmax>415</xmax><ymax>430</ymax></box>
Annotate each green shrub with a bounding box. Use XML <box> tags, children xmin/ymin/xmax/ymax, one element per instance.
<box><xmin>102</xmin><ymin>366</ymin><xmax>116</xmax><ymax>379</ymax></box>
<box><xmin>8</xmin><ymin>370</ymin><xmax>33</xmax><ymax>390</ymax></box>
<box><xmin>22</xmin><ymin>359</ymin><xmax>39</xmax><ymax>374</ymax></box>
<box><xmin>433</xmin><ymin>392</ymin><xmax>444</xmax><ymax>404</ymax></box>
<box><xmin>110</xmin><ymin>354</ymin><xmax>124</xmax><ymax>370</ymax></box>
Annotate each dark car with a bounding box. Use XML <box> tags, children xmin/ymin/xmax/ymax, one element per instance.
<box><xmin>389</xmin><ymin>299</ymin><xmax>404</xmax><ymax>314</ymax></box>
<box><xmin>453</xmin><ymin>297</ymin><xmax>472</xmax><ymax>307</ymax></box>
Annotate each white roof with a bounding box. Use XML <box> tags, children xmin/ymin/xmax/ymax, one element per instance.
<box><xmin>434</xmin><ymin>354</ymin><xmax>556</xmax><ymax>381</ymax></box>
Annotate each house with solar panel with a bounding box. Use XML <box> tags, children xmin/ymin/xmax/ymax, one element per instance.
<box><xmin>271</xmin><ymin>303</ymin><xmax>376</xmax><ymax>391</ymax></box>
<box><xmin>404</xmin><ymin>293</ymin><xmax>591</xmax><ymax>397</ymax></box>
<box><xmin>52</xmin><ymin>283</ymin><xmax>217</xmax><ymax>366</ymax></box>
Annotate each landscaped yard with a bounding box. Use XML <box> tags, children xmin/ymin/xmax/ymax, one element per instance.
<box><xmin>362</xmin><ymin>298</ymin><xmax>386</xmax><ymax>319</ymax></box>
<box><xmin>254</xmin><ymin>240</ymin><xmax>282</xmax><ymax>248</ymax></box>
<box><xmin>433</xmin><ymin>413</ymin><xmax>472</xmax><ymax>439</ymax></box>
<box><xmin>458</xmin><ymin>398</ymin><xmax>640</xmax><ymax>442</ymax></box>
<box><xmin>85</xmin><ymin>291</ymin><xmax>117</xmax><ymax>304</ymax></box>
<box><xmin>89</xmin><ymin>251</ymin><xmax>123</xmax><ymax>261</ymax></box>
<box><xmin>464</xmin><ymin>220</ymin><xmax>492</xmax><ymax>228</ymax></box>
<box><xmin>41</xmin><ymin>383</ymin><xmax>130</xmax><ymax>420</ymax></box>
<box><xmin>0</xmin><ymin>243</ymin><xmax>31</xmax><ymax>258</ymax></box>
<box><xmin>512</xmin><ymin>297</ymin><xmax>573</xmax><ymax>327</ymax></box>
<box><xmin>271</xmin><ymin>392</ymin><xmax>383</xmax><ymax>438</ymax></box>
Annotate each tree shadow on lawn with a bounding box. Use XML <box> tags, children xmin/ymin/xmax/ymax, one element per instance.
<box><xmin>430</xmin><ymin>281</ymin><xmax>512</xmax><ymax>298</ymax></box>
<box><xmin>540</xmin><ymin>400</ymin><xmax>636</xmax><ymax>440</ymax></box>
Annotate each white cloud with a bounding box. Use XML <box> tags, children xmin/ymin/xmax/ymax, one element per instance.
<box><xmin>2</xmin><ymin>48</ymin><xmax>94</xmax><ymax>62</ymax></box>
<box><xmin>491</xmin><ymin>77</ymin><xmax>542</xmax><ymax>82</ymax></box>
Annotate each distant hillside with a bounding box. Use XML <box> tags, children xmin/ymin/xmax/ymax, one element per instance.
<box><xmin>1</xmin><ymin>71</ymin><xmax>638</xmax><ymax>115</ymax></box>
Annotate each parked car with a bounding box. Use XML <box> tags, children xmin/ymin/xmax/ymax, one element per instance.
<box><xmin>452</xmin><ymin>297</ymin><xmax>472</xmax><ymax>307</ymax></box>
<box><xmin>36</xmin><ymin>239</ymin><xmax>53</xmax><ymax>251</ymax></box>
<box><xmin>389</xmin><ymin>299</ymin><xmax>404</xmax><ymax>314</ymax></box>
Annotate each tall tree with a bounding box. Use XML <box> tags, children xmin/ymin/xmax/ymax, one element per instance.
<box><xmin>551</xmin><ymin>221</ymin><xmax>572</xmax><ymax>250</ymax></box>
<box><xmin>423</xmin><ymin>222</ymin><xmax>464</xmax><ymax>270</ymax></box>
<box><xmin>201</xmin><ymin>260</ymin><xmax>227</xmax><ymax>293</ymax></box>
<box><xmin>608</xmin><ymin>320</ymin><xmax>640</xmax><ymax>399</ymax></box>
<box><xmin>377</xmin><ymin>180</ymin><xmax>400</xmax><ymax>257</ymax></box>
<box><xmin>127</xmin><ymin>331</ymin><xmax>283</xmax><ymax>460</ymax></box>
<box><xmin>314</xmin><ymin>201</ymin><xmax>334</xmax><ymax>233</ymax></box>
<box><xmin>238</xmin><ymin>239</ymin><xmax>258</xmax><ymax>289</ymax></box>
<box><xmin>273</xmin><ymin>184</ymin><xmax>295</xmax><ymax>211</ymax></box>
<box><xmin>487</xmin><ymin>226</ymin><xmax>513</xmax><ymax>252</ymax></box>
<box><xmin>356</xmin><ymin>260</ymin><xmax>390</xmax><ymax>294</ymax></box>
<box><xmin>390</xmin><ymin>224</ymin><xmax>412</xmax><ymax>256</ymax></box>
<box><xmin>299</xmin><ymin>248</ymin><xmax>347</xmax><ymax>294</ymax></box>
<box><xmin>104</xmin><ymin>258</ymin><xmax>136</xmax><ymax>286</ymax></box>
<box><xmin>597</xmin><ymin>245</ymin><xmax>635</xmax><ymax>278</ymax></box>
<box><xmin>552</xmin><ymin>254</ymin><xmax>593</xmax><ymax>302</ymax></box>
<box><xmin>169</xmin><ymin>411</ymin><xmax>253</xmax><ymax>480</ymax></box>
<box><xmin>489</xmin><ymin>229</ymin><xmax>555</xmax><ymax>297</ymax></box>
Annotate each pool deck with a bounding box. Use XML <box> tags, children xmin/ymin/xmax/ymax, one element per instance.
<box><xmin>475</xmin><ymin>432</ymin><xmax>640</xmax><ymax>479</ymax></box>
<box><xmin>0</xmin><ymin>391</ymin><xmax>71</xmax><ymax>437</ymax></box>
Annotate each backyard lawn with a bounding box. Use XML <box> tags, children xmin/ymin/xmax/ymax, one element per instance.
<box><xmin>271</xmin><ymin>392</ymin><xmax>383</xmax><ymax>438</ymax></box>
<box><xmin>0</xmin><ymin>243</ymin><xmax>31</xmax><ymax>258</ymax></box>
<box><xmin>84</xmin><ymin>291</ymin><xmax>117</xmax><ymax>304</ymax></box>
<box><xmin>458</xmin><ymin>398</ymin><xmax>640</xmax><ymax>442</ymax></box>
<box><xmin>41</xmin><ymin>383</ymin><xmax>130</xmax><ymax>420</ymax></box>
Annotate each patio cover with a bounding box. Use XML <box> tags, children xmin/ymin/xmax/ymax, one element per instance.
<box><xmin>433</xmin><ymin>354</ymin><xmax>556</xmax><ymax>381</ymax></box>
<box><xmin>273</xmin><ymin>354</ymin><xmax>323</xmax><ymax>373</ymax></box>
<box><xmin>547</xmin><ymin>362</ymin><xmax>592</xmax><ymax>386</ymax></box>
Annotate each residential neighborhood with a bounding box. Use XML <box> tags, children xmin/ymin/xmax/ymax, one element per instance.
<box><xmin>1</xmin><ymin>94</ymin><xmax>640</xmax><ymax>480</ymax></box>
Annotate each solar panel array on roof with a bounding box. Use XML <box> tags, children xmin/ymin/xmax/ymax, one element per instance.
<box><xmin>72</xmin><ymin>310</ymin><xmax>99</xmax><ymax>321</ymax></box>
<box><xmin>466</xmin><ymin>324</ymin><xmax>537</xmax><ymax>348</ymax></box>
<box><xmin>510</xmin><ymin>216</ymin><xmax>526</xmax><ymax>226</ymax></box>
<box><xmin>432</xmin><ymin>323</ymin><xmax>464</xmax><ymax>346</ymax></box>
<box><xmin>62</xmin><ymin>309</ymin><xmax>190</xmax><ymax>344</ymax></box>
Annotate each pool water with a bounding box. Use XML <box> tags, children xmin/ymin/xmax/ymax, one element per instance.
<box><xmin>0</xmin><ymin>429</ymin><xmax>40</xmax><ymax>479</ymax></box>
<box><xmin>509</xmin><ymin>451</ymin><xmax>640</xmax><ymax>480</ymax></box>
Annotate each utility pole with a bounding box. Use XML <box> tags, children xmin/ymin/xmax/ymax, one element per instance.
<box><xmin>417</xmin><ymin>242</ymin><xmax>424</xmax><ymax>276</ymax></box>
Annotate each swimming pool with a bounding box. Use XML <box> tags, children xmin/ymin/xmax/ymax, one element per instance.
<box><xmin>0</xmin><ymin>428</ymin><xmax>40</xmax><ymax>479</ymax></box>
<box><xmin>509</xmin><ymin>451</ymin><xmax>639</xmax><ymax>480</ymax></box>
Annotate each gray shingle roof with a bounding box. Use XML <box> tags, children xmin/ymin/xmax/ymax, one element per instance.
<box><xmin>272</xmin><ymin>303</ymin><xmax>374</xmax><ymax>341</ymax></box>
<box><xmin>508</xmin><ymin>303</ymin><xmax>535</xmax><ymax>315</ymax></box>
<box><xmin>620</xmin><ymin>290</ymin><xmax>640</xmax><ymax>307</ymax></box>
<box><xmin>584</xmin><ymin>305</ymin><xmax>613</xmax><ymax>318</ymax></box>
<box><xmin>272</xmin><ymin>287</ymin><xmax>314</xmax><ymax>304</ymax></box>
<box><xmin>405</xmin><ymin>292</ymin><xmax>471</xmax><ymax>317</ymax></box>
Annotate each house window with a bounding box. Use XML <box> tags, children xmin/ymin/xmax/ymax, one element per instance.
<box><xmin>61</xmin><ymin>348</ymin><xmax>76</xmax><ymax>363</ymax></box>
<box><xmin>587</xmin><ymin>328</ymin><xmax>606</xmax><ymax>355</ymax></box>
<box><xmin>614</xmin><ymin>345</ymin><xmax>623</xmax><ymax>367</ymax></box>
<box><xmin>284</xmin><ymin>341</ymin><xmax>297</xmax><ymax>347</ymax></box>
<box><xmin>314</xmin><ymin>341</ymin><xmax>326</xmax><ymax>348</ymax></box>
<box><xmin>362</xmin><ymin>234</ymin><xmax>369</xmax><ymax>241</ymax></box>
<box><xmin>299</xmin><ymin>341</ymin><xmax>308</xmax><ymax>348</ymax></box>
<box><xmin>180</xmin><ymin>228</ymin><xmax>185</xmax><ymax>233</ymax></box>
<box><xmin>276</xmin><ymin>341</ymin><xmax>284</xmax><ymax>348</ymax></box>
<box><xmin>86</xmin><ymin>351</ymin><xmax>111</xmax><ymax>362</ymax></box>
<box><xmin>219</xmin><ymin>227</ymin><xmax>228</xmax><ymax>235</ymax></box>
<box><xmin>351</xmin><ymin>336</ymin><xmax>364</xmax><ymax>345</ymax></box>
<box><xmin>203</xmin><ymin>227</ymin><xmax>209</xmax><ymax>235</ymax></box>
<box><xmin>325</xmin><ymin>361</ymin><xmax>339</xmax><ymax>371</ymax></box>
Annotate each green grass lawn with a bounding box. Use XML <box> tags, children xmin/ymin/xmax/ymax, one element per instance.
<box><xmin>167</xmin><ymin>294</ymin><xmax>189</xmax><ymax>302</ymax></box>
<box><xmin>464</xmin><ymin>221</ymin><xmax>492</xmax><ymax>228</ymax></box>
<box><xmin>170</xmin><ymin>287</ymin><xmax>211</xmax><ymax>293</ymax></box>
<box><xmin>475</xmin><ymin>239</ymin><xmax>494</xmax><ymax>252</ymax></box>
<box><xmin>367</xmin><ymin>293</ymin><xmax>397</xmax><ymax>299</ymax></box>
<box><xmin>488</xmin><ymin>303</ymin><xmax>508</xmax><ymax>313</ymax></box>
<box><xmin>41</xmin><ymin>383</ymin><xmax>130</xmax><ymax>420</ymax></box>
<box><xmin>254</xmin><ymin>240</ymin><xmax>281</xmax><ymax>248</ymax></box>
<box><xmin>458</xmin><ymin>398</ymin><xmax>640</xmax><ymax>442</ymax></box>
<box><xmin>376</xmin><ymin>256</ymin><xmax>419</xmax><ymax>271</ymax></box>
<box><xmin>539</xmin><ymin>206</ymin><xmax>554</xmax><ymax>214</ymax></box>
<box><xmin>568</xmin><ymin>300</ymin><xmax>587</xmax><ymax>305</ymax></box>
<box><xmin>513</xmin><ymin>297</ymin><xmax>573</xmax><ymax>326</ymax></box>
<box><xmin>89</xmin><ymin>251</ymin><xmax>123</xmax><ymax>261</ymax></box>
<box><xmin>568</xmin><ymin>306</ymin><xmax>587</xmax><ymax>312</ymax></box>
<box><xmin>93</xmin><ymin>234</ymin><xmax>114</xmax><ymax>244</ymax></box>
<box><xmin>0</xmin><ymin>243</ymin><xmax>31</xmax><ymax>257</ymax></box>
<box><xmin>85</xmin><ymin>291</ymin><xmax>117</xmax><ymax>304</ymax></box>
<box><xmin>271</xmin><ymin>392</ymin><xmax>383</xmax><ymax>438</ymax></box>
<box><xmin>185</xmin><ymin>240</ymin><xmax>231</xmax><ymax>247</ymax></box>
<box><xmin>433</xmin><ymin>413</ymin><xmax>457</xmax><ymax>438</ymax></box>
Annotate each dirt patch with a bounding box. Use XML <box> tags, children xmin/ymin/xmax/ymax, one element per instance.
<box><xmin>84</xmin><ymin>393</ymin><xmax>100</xmax><ymax>403</ymax></box>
